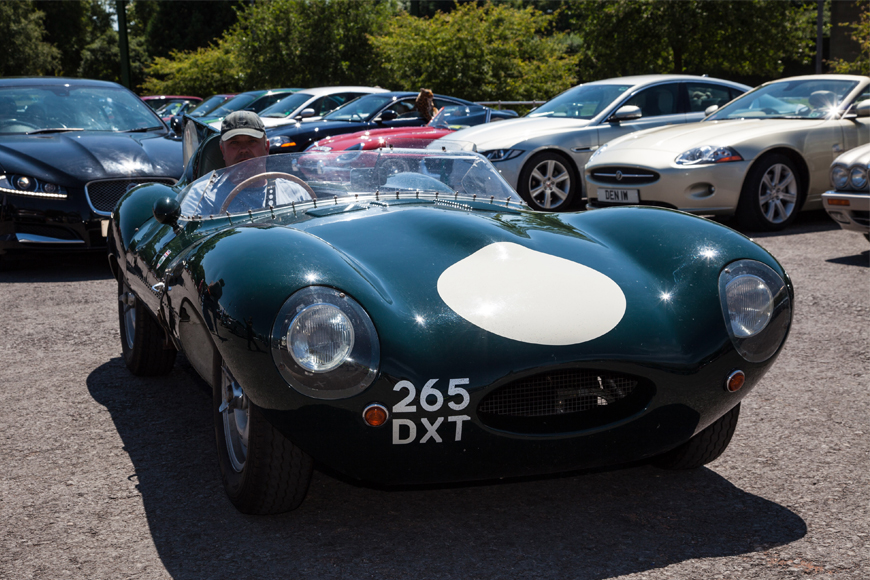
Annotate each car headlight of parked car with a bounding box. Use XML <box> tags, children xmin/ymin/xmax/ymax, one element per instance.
<box><xmin>831</xmin><ymin>163</ymin><xmax>869</xmax><ymax>191</ymax></box>
<box><xmin>849</xmin><ymin>166</ymin><xmax>868</xmax><ymax>190</ymax></box>
<box><xmin>675</xmin><ymin>146</ymin><xmax>743</xmax><ymax>166</ymax></box>
<box><xmin>0</xmin><ymin>173</ymin><xmax>67</xmax><ymax>198</ymax></box>
<box><xmin>482</xmin><ymin>149</ymin><xmax>523</xmax><ymax>162</ymax></box>
<box><xmin>271</xmin><ymin>286</ymin><xmax>380</xmax><ymax>399</ymax></box>
<box><xmin>718</xmin><ymin>260</ymin><xmax>791</xmax><ymax>363</ymax></box>
<box><xmin>268</xmin><ymin>135</ymin><xmax>297</xmax><ymax>149</ymax></box>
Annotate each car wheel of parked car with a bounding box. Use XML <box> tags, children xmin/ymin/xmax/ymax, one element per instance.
<box><xmin>518</xmin><ymin>152</ymin><xmax>578</xmax><ymax>211</ymax></box>
<box><xmin>214</xmin><ymin>362</ymin><xmax>313</xmax><ymax>514</ymax></box>
<box><xmin>736</xmin><ymin>154</ymin><xmax>803</xmax><ymax>231</ymax></box>
<box><xmin>118</xmin><ymin>278</ymin><xmax>177</xmax><ymax>376</ymax></box>
<box><xmin>653</xmin><ymin>403</ymin><xmax>740</xmax><ymax>470</ymax></box>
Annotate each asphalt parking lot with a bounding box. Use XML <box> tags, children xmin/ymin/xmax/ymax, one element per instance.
<box><xmin>1</xmin><ymin>209</ymin><xmax>867</xmax><ymax>580</ymax></box>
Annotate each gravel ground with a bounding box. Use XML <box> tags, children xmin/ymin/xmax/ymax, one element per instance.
<box><xmin>1</xmin><ymin>210</ymin><xmax>867</xmax><ymax>580</ymax></box>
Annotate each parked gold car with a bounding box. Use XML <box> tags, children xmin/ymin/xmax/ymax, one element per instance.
<box><xmin>585</xmin><ymin>75</ymin><xmax>870</xmax><ymax>231</ymax></box>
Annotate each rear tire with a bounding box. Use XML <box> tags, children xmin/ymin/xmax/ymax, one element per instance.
<box><xmin>653</xmin><ymin>403</ymin><xmax>740</xmax><ymax>470</ymax></box>
<box><xmin>214</xmin><ymin>362</ymin><xmax>313</xmax><ymax>514</ymax></box>
<box><xmin>736</xmin><ymin>154</ymin><xmax>803</xmax><ymax>231</ymax></box>
<box><xmin>518</xmin><ymin>151</ymin><xmax>579</xmax><ymax>211</ymax></box>
<box><xmin>118</xmin><ymin>277</ymin><xmax>176</xmax><ymax>376</ymax></box>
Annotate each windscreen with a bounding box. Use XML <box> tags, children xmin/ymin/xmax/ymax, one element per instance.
<box><xmin>528</xmin><ymin>84</ymin><xmax>633</xmax><ymax>119</ymax></box>
<box><xmin>707</xmin><ymin>78</ymin><xmax>860</xmax><ymax>120</ymax></box>
<box><xmin>178</xmin><ymin>149</ymin><xmax>518</xmax><ymax>218</ymax></box>
<box><xmin>260</xmin><ymin>93</ymin><xmax>313</xmax><ymax>117</ymax></box>
<box><xmin>0</xmin><ymin>84</ymin><xmax>164</xmax><ymax>134</ymax></box>
<box><xmin>323</xmin><ymin>95</ymin><xmax>394</xmax><ymax>122</ymax></box>
<box><xmin>206</xmin><ymin>93</ymin><xmax>261</xmax><ymax>118</ymax></box>
<box><xmin>429</xmin><ymin>105</ymin><xmax>491</xmax><ymax>129</ymax></box>
<box><xmin>188</xmin><ymin>95</ymin><xmax>230</xmax><ymax>117</ymax></box>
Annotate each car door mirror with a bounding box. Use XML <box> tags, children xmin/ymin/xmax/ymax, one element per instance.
<box><xmin>857</xmin><ymin>99</ymin><xmax>870</xmax><ymax>118</ymax></box>
<box><xmin>296</xmin><ymin>108</ymin><xmax>315</xmax><ymax>119</ymax></box>
<box><xmin>153</xmin><ymin>197</ymin><xmax>181</xmax><ymax>227</ymax></box>
<box><xmin>705</xmin><ymin>104</ymin><xmax>719</xmax><ymax>116</ymax></box>
<box><xmin>377</xmin><ymin>110</ymin><xmax>398</xmax><ymax>122</ymax></box>
<box><xmin>609</xmin><ymin>105</ymin><xmax>642</xmax><ymax>122</ymax></box>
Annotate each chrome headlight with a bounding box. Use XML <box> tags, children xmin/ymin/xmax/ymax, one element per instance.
<box><xmin>268</xmin><ymin>135</ymin><xmax>296</xmax><ymax>149</ymax></box>
<box><xmin>675</xmin><ymin>146</ymin><xmax>743</xmax><ymax>166</ymax></box>
<box><xmin>0</xmin><ymin>173</ymin><xmax>67</xmax><ymax>199</ymax></box>
<box><xmin>850</xmin><ymin>165</ymin><xmax>868</xmax><ymax>190</ymax></box>
<box><xmin>719</xmin><ymin>260</ymin><xmax>791</xmax><ymax>363</ymax></box>
<box><xmin>271</xmin><ymin>286</ymin><xmax>379</xmax><ymax>399</ymax></box>
<box><xmin>831</xmin><ymin>164</ymin><xmax>849</xmax><ymax>189</ymax></box>
<box><xmin>482</xmin><ymin>149</ymin><xmax>523</xmax><ymax>162</ymax></box>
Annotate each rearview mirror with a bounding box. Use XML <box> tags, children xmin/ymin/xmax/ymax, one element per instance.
<box><xmin>705</xmin><ymin>104</ymin><xmax>719</xmax><ymax>116</ymax></box>
<box><xmin>153</xmin><ymin>197</ymin><xmax>181</xmax><ymax>227</ymax></box>
<box><xmin>377</xmin><ymin>110</ymin><xmax>398</xmax><ymax>122</ymax></box>
<box><xmin>297</xmin><ymin>108</ymin><xmax>315</xmax><ymax>119</ymax></box>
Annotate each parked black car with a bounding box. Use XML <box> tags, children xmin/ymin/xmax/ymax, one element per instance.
<box><xmin>0</xmin><ymin>78</ymin><xmax>183</xmax><ymax>260</ymax></box>
<box><xmin>266</xmin><ymin>91</ymin><xmax>477</xmax><ymax>153</ymax></box>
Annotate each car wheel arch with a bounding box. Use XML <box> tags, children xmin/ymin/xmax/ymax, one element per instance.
<box><xmin>745</xmin><ymin>147</ymin><xmax>810</xmax><ymax>202</ymax></box>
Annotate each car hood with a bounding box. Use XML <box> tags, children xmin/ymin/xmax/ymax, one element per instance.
<box><xmin>0</xmin><ymin>131</ymin><xmax>182</xmax><ymax>186</ymax></box>
<box><xmin>604</xmin><ymin>118</ymin><xmax>830</xmax><ymax>154</ymax></box>
<box><xmin>832</xmin><ymin>141</ymin><xmax>870</xmax><ymax>166</ymax></box>
<box><xmin>438</xmin><ymin>117</ymin><xmax>595</xmax><ymax>150</ymax></box>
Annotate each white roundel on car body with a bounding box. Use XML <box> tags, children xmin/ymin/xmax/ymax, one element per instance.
<box><xmin>437</xmin><ymin>242</ymin><xmax>626</xmax><ymax>345</ymax></box>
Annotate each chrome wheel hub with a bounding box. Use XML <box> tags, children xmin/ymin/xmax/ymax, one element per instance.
<box><xmin>221</xmin><ymin>365</ymin><xmax>250</xmax><ymax>473</ymax></box>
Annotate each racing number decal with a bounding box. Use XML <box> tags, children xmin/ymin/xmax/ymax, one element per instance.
<box><xmin>391</xmin><ymin>379</ymin><xmax>471</xmax><ymax>445</ymax></box>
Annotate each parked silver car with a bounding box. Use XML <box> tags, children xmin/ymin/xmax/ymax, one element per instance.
<box><xmin>823</xmin><ymin>142</ymin><xmax>870</xmax><ymax>241</ymax></box>
<box><xmin>584</xmin><ymin>75</ymin><xmax>870</xmax><ymax>231</ymax></box>
<box><xmin>432</xmin><ymin>75</ymin><xmax>750</xmax><ymax>211</ymax></box>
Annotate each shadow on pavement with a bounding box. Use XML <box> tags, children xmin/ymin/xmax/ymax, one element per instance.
<box><xmin>0</xmin><ymin>251</ymin><xmax>112</xmax><ymax>283</ymax></box>
<box><xmin>87</xmin><ymin>358</ymin><xmax>807</xmax><ymax>580</ymax></box>
<box><xmin>826</xmin><ymin>249</ymin><xmax>869</xmax><ymax>268</ymax></box>
<box><xmin>738</xmin><ymin>210</ymin><xmax>839</xmax><ymax>239</ymax></box>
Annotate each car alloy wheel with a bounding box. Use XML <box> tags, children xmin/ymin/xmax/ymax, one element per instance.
<box><xmin>757</xmin><ymin>162</ymin><xmax>798</xmax><ymax>224</ymax></box>
<box><xmin>737</xmin><ymin>153</ymin><xmax>803</xmax><ymax>231</ymax></box>
<box><xmin>519</xmin><ymin>152</ymin><xmax>577</xmax><ymax>211</ymax></box>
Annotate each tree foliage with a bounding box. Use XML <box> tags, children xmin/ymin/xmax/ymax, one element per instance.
<box><xmin>828</xmin><ymin>3</ymin><xmax>870</xmax><ymax>75</ymax></box>
<box><xmin>564</xmin><ymin>0</ymin><xmax>816</xmax><ymax>83</ymax></box>
<box><xmin>143</xmin><ymin>1</ymin><xmax>242</xmax><ymax>59</ymax></box>
<box><xmin>33</xmin><ymin>1</ymin><xmax>91</xmax><ymax>77</ymax></box>
<box><xmin>0</xmin><ymin>0</ymin><xmax>60</xmax><ymax>76</ymax></box>
<box><xmin>141</xmin><ymin>42</ymin><xmax>243</xmax><ymax>95</ymax></box>
<box><xmin>369</xmin><ymin>2</ymin><xmax>578</xmax><ymax>101</ymax></box>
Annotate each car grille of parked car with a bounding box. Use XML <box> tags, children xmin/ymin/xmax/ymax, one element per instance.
<box><xmin>851</xmin><ymin>210</ymin><xmax>870</xmax><ymax>227</ymax></box>
<box><xmin>477</xmin><ymin>369</ymin><xmax>653</xmax><ymax>434</ymax></box>
<box><xmin>588</xmin><ymin>167</ymin><xmax>659</xmax><ymax>185</ymax></box>
<box><xmin>86</xmin><ymin>178</ymin><xmax>177</xmax><ymax>215</ymax></box>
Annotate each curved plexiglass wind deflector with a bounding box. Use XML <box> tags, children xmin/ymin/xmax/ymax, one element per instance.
<box><xmin>178</xmin><ymin>149</ymin><xmax>520</xmax><ymax>218</ymax></box>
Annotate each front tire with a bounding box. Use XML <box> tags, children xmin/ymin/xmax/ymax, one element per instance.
<box><xmin>736</xmin><ymin>154</ymin><xmax>803</xmax><ymax>231</ymax></box>
<box><xmin>118</xmin><ymin>277</ymin><xmax>176</xmax><ymax>376</ymax></box>
<box><xmin>214</xmin><ymin>362</ymin><xmax>313</xmax><ymax>514</ymax></box>
<box><xmin>518</xmin><ymin>151</ymin><xmax>579</xmax><ymax>211</ymax></box>
<box><xmin>653</xmin><ymin>403</ymin><xmax>740</xmax><ymax>470</ymax></box>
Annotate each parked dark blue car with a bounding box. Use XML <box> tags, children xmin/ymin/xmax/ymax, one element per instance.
<box><xmin>0</xmin><ymin>78</ymin><xmax>183</xmax><ymax>260</ymax></box>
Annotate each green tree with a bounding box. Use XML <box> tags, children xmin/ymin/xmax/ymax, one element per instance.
<box><xmin>141</xmin><ymin>42</ymin><xmax>243</xmax><ymax>95</ymax></box>
<box><xmin>142</xmin><ymin>1</ymin><xmax>242</xmax><ymax>59</ymax></box>
<box><xmin>0</xmin><ymin>0</ymin><xmax>60</xmax><ymax>76</ymax></box>
<box><xmin>829</xmin><ymin>3</ymin><xmax>870</xmax><ymax>75</ymax></box>
<box><xmin>77</xmin><ymin>1</ymin><xmax>150</xmax><ymax>87</ymax></box>
<box><xmin>33</xmin><ymin>1</ymin><xmax>91</xmax><ymax>77</ymax></box>
<box><xmin>370</xmin><ymin>2</ymin><xmax>578</xmax><ymax>101</ymax></box>
<box><xmin>565</xmin><ymin>0</ymin><xmax>816</xmax><ymax>83</ymax></box>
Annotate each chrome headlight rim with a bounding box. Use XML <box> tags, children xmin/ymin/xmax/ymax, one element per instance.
<box><xmin>719</xmin><ymin>259</ymin><xmax>791</xmax><ymax>363</ymax></box>
<box><xmin>675</xmin><ymin>145</ymin><xmax>743</xmax><ymax>166</ymax></box>
<box><xmin>831</xmin><ymin>164</ymin><xmax>849</xmax><ymax>190</ymax></box>
<box><xmin>271</xmin><ymin>286</ymin><xmax>379</xmax><ymax>400</ymax></box>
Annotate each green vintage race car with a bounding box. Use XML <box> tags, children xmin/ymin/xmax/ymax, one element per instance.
<box><xmin>108</xmin><ymin>121</ymin><xmax>793</xmax><ymax>514</ymax></box>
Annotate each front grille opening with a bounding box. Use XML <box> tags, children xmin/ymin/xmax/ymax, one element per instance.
<box><xmin>477</xmin><ymin>369</ymin><xmax>654</xmax><ymax>434</ymax></box>
<box><xmin>589</xmin><ymin>166</ymin><xmax>659</xmax><ymax>185</ymax></box>
<box><xmin>16</xmin><ymin>224</ymin><xmax>80</xmax><ymax>241</ymax></box>
<box><xmin>851</xmin><ymin>210</ymin><xmax>869</xmax><ymax>226</ymax></box>
<box><xmin>86</xmin><ymin>178</ymin><xmax>176</xmax><ymax>214</ymax></box>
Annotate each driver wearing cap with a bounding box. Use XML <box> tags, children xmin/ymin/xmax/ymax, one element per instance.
<box><xmin>220</xmin><ymin>110</ymin><xmax>270</xmax><ymax>166</ymax></box>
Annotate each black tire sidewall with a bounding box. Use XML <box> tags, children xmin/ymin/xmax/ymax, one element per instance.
<box><xmin>518</xmin><ymin>151</ymin><xmax>579</xmax><ymax>212</ymax></box>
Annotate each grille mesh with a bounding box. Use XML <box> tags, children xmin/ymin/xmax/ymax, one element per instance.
<box><xmin>589</xmin><ymin>166</ymin><xmax>658</xmax><ymax>185</ymax></box>
<box><xmin>86</xmin><ymin>178</ymin><xmax>176</xmax><ymax>214</ymax></box>
<box><xmin>478</xmin><ymin>370</ymin><xmax>638</xmax><ymax>417</ymax></box>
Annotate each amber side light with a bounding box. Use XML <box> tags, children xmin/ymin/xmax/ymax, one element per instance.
<box><xmin>726</xmin><ymin>370</ymin><xmax>746</xmax><ymax>392</ymax></box>
<box><xmin>827</xmin><ymin>199</ymin><xmax>850</xmax><ymax>206</ymax></box>
<box><xmin>363</xmin><ymin>404</ymin><xmax>389</xmax><ymax>427</ymax></box>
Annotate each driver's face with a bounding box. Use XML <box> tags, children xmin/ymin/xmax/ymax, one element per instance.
<box><xmin>220</xmin><ymin>135</ymin><xmax>269</xmax><ymax>167</ymax></box>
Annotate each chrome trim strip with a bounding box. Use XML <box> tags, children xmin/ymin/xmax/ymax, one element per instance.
<box><xmin>15</xmin><ymin>233</ymin><xmax>85</xmax><ymax>244</ymax></box>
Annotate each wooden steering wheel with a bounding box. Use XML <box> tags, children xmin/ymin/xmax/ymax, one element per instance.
<box><xmin>219</xmin><ymin>172</ymin><xmax>316</xmax><ymax>213</ymax></box>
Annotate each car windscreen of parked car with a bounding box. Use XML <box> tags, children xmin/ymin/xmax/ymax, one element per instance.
<box><xmin>0</xmin><ymin>84</ymin><xmax>163</xmax><ymax>133</ymax></box>
<box><xmin>187</xmin><ymin>94</ymin><xmax>232</xmax><ymax>118</ymax></box>
<box><xmin>322</xmin><ymin>95</ymin><xmax>396</xmax><ymax>122</ymax></box>
<box><xmin>527</xmin><ymin>84</ymin><xmax>633</xmax><ymax>119</ymax></box>
<box><xmin>707</xmin><ymin>78</ymin><xmax>861</xmax><ymax>120</ymax></box>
